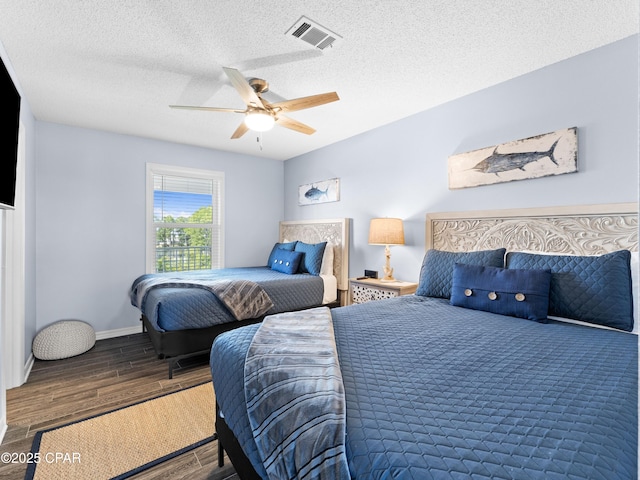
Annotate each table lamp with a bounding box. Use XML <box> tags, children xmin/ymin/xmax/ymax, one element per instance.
<box><xmin>368</xmin><ymin>218</ymin><xmax>405</xmax><ymax>282</ymax></box>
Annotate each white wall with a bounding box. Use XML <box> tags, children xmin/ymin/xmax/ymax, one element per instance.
<box><xmin>35</xmin><ymin>124</ymin><xmax>284</xmax><ymax>335</ymax></box>
<box><xmin>22</xmin><ymin>108</ymin><xmax>36</xmax><ymax>369</ymax></box>
<box><xmin>284</xmin><ymin>36</ymin><xmax>639</xmax><ymax>283</ymax></box>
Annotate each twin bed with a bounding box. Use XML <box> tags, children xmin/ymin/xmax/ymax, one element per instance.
<box><xmin>130</xmin><ymin>218</ymin><xmax>349</xmax><ymax>377</ymax></box>
<box><xmin>210</xmin><ymin>203</ymin><xmax>638</xmax><ymax>479</ymax></box>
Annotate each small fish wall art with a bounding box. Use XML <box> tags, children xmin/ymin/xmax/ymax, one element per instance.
<box><xmin>448</xmin><ymin>127</ymin><xmax>578</xmax><ymax>189</ymax></box>
<box><xmin>298</xmin><ymin>177</ymin><xmax>340</xmax><ymax>206</ymax></box>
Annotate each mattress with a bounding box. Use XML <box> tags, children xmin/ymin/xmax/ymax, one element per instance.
<box><xmin>211</xmin><ymin>295</ymin><xmax>638</xmax><ymax>479</ymax></box>
<box><xmin>132</xmin><ymin>266</ymin><xmax>325</xmax><ymax>331</ymax></box>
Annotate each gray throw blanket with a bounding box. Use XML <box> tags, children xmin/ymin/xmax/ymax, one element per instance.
<box><xmin>244</xmin><ymin>307</ymin><xmax>349</xmax><ymax>480</ymax></box>
<box><xmin>130</xmin><ymin>276</ymin><xmax>273</xmax><ymax>321</ymax></box>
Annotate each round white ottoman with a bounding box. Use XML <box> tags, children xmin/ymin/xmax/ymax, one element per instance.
<box><xmin>32</xmin><ymin>320</ymin><xmax>96</xmax><ymax>360</ymax></box>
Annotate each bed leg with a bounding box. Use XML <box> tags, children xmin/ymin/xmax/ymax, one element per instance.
<box><xmin>218</xmin><ymin>434</ymin><xmax>224</xmax><ymax>467</ymax></box>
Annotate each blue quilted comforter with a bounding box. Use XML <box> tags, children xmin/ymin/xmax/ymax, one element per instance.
<box><xmin>211</xmin><ymin>295</ymin><xmax>638</xmax><ymax>479</ymax></box>
<box><xmin>130</xmin><ymin>267</ymin><xmax>324</xmax><ymax>331</ymax></box>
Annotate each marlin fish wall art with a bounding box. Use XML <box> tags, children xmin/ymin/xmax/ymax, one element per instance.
<box><xmin>448</xmin><ymin>127</ymin><xmax>577</xmax><ymax>189</ymax></box>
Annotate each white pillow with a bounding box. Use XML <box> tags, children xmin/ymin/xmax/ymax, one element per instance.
<box><xmin>631</xmin><ymin>251</ymin><xmax>638</xmax><ymax>333</ymax></box>
<box><xmin>320</xmin><ymin>243</ymin><xmax>335</xmax><ymax>276</ymax></box>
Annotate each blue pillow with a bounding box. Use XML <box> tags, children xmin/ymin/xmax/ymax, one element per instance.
<box><xmin>294</xmin><ymin>241</ymin><xmax>327</xmax><ymax>275</ymax></box>
<box><xmin>267</xmin><ymin>241</ymin><xmax>297</xmax><ymax>267</ymax></box>
<box><xmin>415</xmin><ymin>248</ymin><xmax>506</xmax><ymax>299</ymax></box>
<box><xmin>506</xmin><ymin>250</ymin><xmax>634</xmax><ymax>331</ymax></box>
<box><xmin>270</xmin><ymin>249</ymin><xmax>303</xmax><ymax>275</ymax></box>
<box><xmin>450</xmin><ymin>263</ymin><xmax>551</xmax><ymax>322</ymax></box>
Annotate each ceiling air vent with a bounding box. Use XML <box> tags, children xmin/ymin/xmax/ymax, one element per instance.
<box><xmin>286</xmin><ymin>16</ymin><xmax>342</xmax><ymax>50</ymax></box>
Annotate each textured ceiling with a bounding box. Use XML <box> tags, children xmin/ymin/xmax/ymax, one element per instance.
<box><xmin>0</xmin><ymin>1</ymin><xmax>637</xmax><ymax>160</ymax></box>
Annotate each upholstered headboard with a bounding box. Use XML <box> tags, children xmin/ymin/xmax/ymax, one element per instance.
<box><xmin>426</xmin><ymin>203</ymin><xmax>638</xmax><ymax>255</ymax></box>
<box><xmin>279</xmin><ymin>218</ymin><xmax>350</xmax><ymax>296</ymax></box>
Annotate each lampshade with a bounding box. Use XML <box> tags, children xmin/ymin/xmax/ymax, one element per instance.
<box><xmin>244</xmin><ymin>112</ymin><xmax>275</xmax><ymax>132</ymax></box>
<box><xmin>368</xmin><ymin>218</ymin><xmax>405</xmax><ymax>246</ymax></box>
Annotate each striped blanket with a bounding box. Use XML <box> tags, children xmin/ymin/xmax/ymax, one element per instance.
<box><xmin>130</xmin><ymin>276</ymin><xmax>273</xmax><ymax>321</ymax></box>
<box><xmin>244</xmin><ymin>307</ymin><xmax>349</xmax><ymax>480</ymax></box>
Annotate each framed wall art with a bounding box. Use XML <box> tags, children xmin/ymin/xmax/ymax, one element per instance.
<box><xmin>448</xmin><ymin>127</ymin><xmax>578</xmax><ymax>189</ymax></box>
<box><xmin>298</xmin><ymin>178</ymin><xmax>340</xmax><ymax>206</ymax></box>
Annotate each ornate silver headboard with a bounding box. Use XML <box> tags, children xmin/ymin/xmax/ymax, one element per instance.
<box><xmin>426</xmin><ymin>203</ymin><xmax>638</xmax><ymax>254</ymax></box>
<box><xmin>279</xmin><ymin>218</ymin><xmax>350</xmax><ymax>293</ymax></box>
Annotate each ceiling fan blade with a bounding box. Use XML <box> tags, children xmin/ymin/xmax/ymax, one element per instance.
<box><xmin>270</xmin><ymin>92</ymin><xmax>339</xmax><ymax>113</ymax></box>
<box><xmin>222</xmin><ymin>67</ymin><xmax>265</xmax><ymax>109</ymax></box>
<box><xmin>275</xmin><ymin>115</ymin><xmax>316</xmax><ymax>135</ymax></box>
<box><xmin>169</xmin><ymin>105</ymin><xmax>246</xmax><ymax>113</ymax></box>
<box><xmin>231</xmin><ymin>121</ymin><xmax>250</xmax><ymax>139</ymax></box>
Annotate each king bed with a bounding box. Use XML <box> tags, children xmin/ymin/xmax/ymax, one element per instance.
<box><xmin>130</xmin><ymin>218</ymin><xmax>349</xmax><ymax>377</ymax></box>
<box><xmin>210</xmin><ymin>203</ymin><xmax>638</xmax><ymax>479</ymax></box>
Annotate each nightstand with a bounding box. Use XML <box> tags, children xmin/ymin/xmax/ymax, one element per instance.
<box><xmin>349</xmin><ymin>277</ymin><xmax>418</xmax><ymax>305</ymax></box>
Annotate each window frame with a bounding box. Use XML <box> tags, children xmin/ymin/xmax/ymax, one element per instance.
<box><xmin>145</xmin><ymin>163</ymin><xmax>225</xmax><ymax>273</ymax></box>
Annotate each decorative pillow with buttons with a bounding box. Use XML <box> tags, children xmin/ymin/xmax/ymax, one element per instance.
<box><xmin>270</xmin><ymin>249</ymin><xmax>304</xmax><ymax>275</ymax></box>
<box><xmin>450</xmin><ymin>263</ymin><xmax>552</xmax><ymax>322</ymax></box>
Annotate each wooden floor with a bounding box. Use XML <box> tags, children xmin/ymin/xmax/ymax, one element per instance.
<box><xmin>0</xmin><ymin>333</ymin><xmax>239</xmax><ymax>480</ymax></box>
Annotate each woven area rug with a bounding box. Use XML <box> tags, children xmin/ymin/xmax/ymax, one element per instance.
<box><xmin>25</xmin><ymin>382</ymin><xmax>216</xmax><ymax>480</ymax></box>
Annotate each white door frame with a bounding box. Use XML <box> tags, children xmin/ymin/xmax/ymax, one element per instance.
<box><xmin>2</xmin><ymin>123</ymin><xmax>26</xmax><ymax>390</ymax></box>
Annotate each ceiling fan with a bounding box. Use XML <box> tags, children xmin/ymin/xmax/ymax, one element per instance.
<box><xmin>169</xmin><ymin>67</ymin><xmax>339</xmax><ymax>139</ymax></box>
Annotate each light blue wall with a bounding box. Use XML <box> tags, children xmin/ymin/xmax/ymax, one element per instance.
<box><xmin>19</xmin><ymin>34</ymin><xmax>640</xmax><ymax>351</ymax></box>
<box><xmin>35</xmin><ymin>124</ymin><xmax>284</xmax><ymax>334</ymax></box>
<box><xmin>284</xmin><ymin>36</ymin><xmax>639</xmax><ymax>283</ymax></box>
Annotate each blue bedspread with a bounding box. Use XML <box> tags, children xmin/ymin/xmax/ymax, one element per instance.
<box><xmin>130</xmin><ymin>267</ymin><xmax>324</xmax><ymax>331</ymax></box>
<box><xmin>211</xmin><ymin>295</ymin><xmax>638</xmax><ymax>479</ymax></box>
<box><xmin>131</xmin><ymin>275</ymin><xmax>273</xmax><ymax>321</ymax></box>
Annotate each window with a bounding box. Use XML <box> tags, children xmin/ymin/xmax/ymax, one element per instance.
<box><xmin>146</xmin><ymin>164</ymin><xmax>224</xmax><ymax>273</ymax></box>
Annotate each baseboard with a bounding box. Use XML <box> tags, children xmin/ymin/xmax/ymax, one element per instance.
<box><xmin>0</xmin><ymin>417</ymin><xmax>7</xmax><ymax>446</ymax></box>
<box><xmin>2</xmin><ymin>325</ymin><xmax>144</xmax><ymax>445</ymax></box>
<box><xmin>23</xmin><ymin>353</ymin><xmax>34</xmax><ymax>383</ymax></box>
<box><xmin>21</xmin><ymin>328</ymin><xmax>141</xmax><ymax>385</ymax></box>
<box><xmin>95</xmin><ymin>325</ymin><xmax>142</xmax><ymax>341</ymax></box>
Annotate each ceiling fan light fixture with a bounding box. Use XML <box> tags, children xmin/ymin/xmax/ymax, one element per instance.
<box><xmin>244</xmin><ymin>112</ymin><xmax>275</xmax><ymax>132</ymax></box>
<box><xmin>171</xmin><ymin>67</ymin><xmax>338</xmax><ymax>139</ymax></box>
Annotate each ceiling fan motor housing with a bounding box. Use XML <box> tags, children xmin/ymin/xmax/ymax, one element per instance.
<box><xmin>248</xmin><ymin>78</ymin><xmax>269</xmax><ymax>94</ymax></box>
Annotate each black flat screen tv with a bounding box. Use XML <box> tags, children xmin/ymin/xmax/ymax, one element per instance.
<box><xmin>0</xmin><ymin>55</ymin><xmax>20</xmax><ymax>210</ymax></box>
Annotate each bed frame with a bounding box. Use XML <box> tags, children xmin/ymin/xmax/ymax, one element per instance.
<box><xmin>426</xmin><ymin>202</ymin><xmax>638</xmax><ymax>254</ymax></box>
<box><xmin>141</xmin><ymin>218</ymin><xmax>350</xmax><ymax>378</ymax></box>
<box><xmin>280</xmin><ymin>218</ymin><xmax>350</xmax><ymax>303</ymax></box>
<box><xmin>216</xmin><ymin>202</ymin><xmax>637</xmax><ymax>477</ymax></box>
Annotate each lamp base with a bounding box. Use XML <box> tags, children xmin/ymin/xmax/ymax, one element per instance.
<box><xmin>381</xmin><ymin>245</ymin><xmax>396</xmax><ymax>282</ymax></box>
